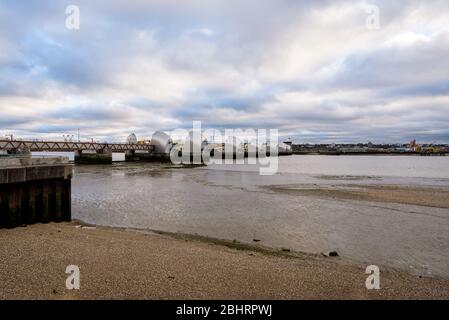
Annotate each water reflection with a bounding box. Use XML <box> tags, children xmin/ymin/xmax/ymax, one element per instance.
<box><xmin>72</xmin><ymin>156</ymin><xmax>449</xmax><ymax>279</ymax></box>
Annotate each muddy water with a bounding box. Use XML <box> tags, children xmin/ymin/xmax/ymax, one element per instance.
<box><xmin>72</xmin><ymin>155</ymin><xmax>449</xmax><ymax>278</ymax></box>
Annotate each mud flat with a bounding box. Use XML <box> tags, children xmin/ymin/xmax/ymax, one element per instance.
<box><xmin>267</xmin><ymin>184</ymin><xmax>449</xmax><ymax>209</ymax></box>
<box><xmin>1</xmin><ymin>222</ymin><xmax>449</xmax><ymax>300</ymax></box>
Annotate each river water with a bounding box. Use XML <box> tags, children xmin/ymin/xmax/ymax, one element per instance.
<box><xmin>70</xmin><ymin>155</ymin><xmax>449</xmax><ymax>278</ymax></box>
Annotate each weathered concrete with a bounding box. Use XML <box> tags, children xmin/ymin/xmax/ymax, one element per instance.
<box><xmin>0</xmin><ymin>157</ymin><xmax>72</xmax><ymax>228</ymax></box>
<box><xmin>0</xmin><ymin>156</ymin><xmax>69</xmax><ymax>170</ymax></box>
<box><xmin>74</xmin><ymin>149</ymin><xmax>112</xmax><ymax>164</ymax></box>
<box><xmin>148</xmin><ymin>153</ymin><xmax>172</xmax><ymax>162</ymax></box>
<box><xmin>5</xmin><ymin>146</ymin><xmax>31</xmax><ymax>156</ymax></box>
<box><xmin>124</xmin><ymin>150</ymin><xmax>154</xmax><ymax>162</ymax></box>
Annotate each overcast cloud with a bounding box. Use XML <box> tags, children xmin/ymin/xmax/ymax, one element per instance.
<box><xmin>0</xmin><ymin>0</ymin><xmax>448</xmax><ymax>143</ymax></box>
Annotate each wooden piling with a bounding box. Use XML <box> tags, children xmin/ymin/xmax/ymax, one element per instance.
<box><xmin>61</xmin><ymin>178</ymin><xmax>71</xmax><ymax>222</ymax></box>
<box><xmin>0</xmin><ymin>157</ymin><xmax>72</xmax><ymax>228</ymax></box>
<box><xmin>41</xmin><ymin>180</ymin><xmax>50</xmax><ymax>223</ymax></box>
<box><xmin>27</xmin><ymin>181</ymin><xmax>37</xmax><ymax>225</ymax></box>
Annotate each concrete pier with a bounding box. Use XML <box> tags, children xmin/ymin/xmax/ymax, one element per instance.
<box><xmin>125</xmin><ymin>150</ymin><xmax>153</xmax><ymax>162</ymax></box>
<box><xmin>75</xmin><ymin>149</ymin><xmax>112</xmax><ymax>164</ymax></box>
<box><xmin>0</xmin><ymin>156</ymin><xmax>72</xmax><ymax>228</ymax></box>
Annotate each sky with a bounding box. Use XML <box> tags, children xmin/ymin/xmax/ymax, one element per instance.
<box><xmin>0</xmin><ymin>0</ymin><xmax>449</xmax><ymax>143</ymax></box>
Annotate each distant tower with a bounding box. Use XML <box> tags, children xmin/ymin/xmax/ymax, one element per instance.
<box><xmin>127</xmin><ymin>133</ymin><xmax>137</xmax><ymax>144</ymax></box>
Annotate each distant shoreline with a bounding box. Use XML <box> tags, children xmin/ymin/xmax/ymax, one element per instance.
<box><xmin>267</xmin><ymin>183</ymin><xmax>449</xmax><ymax>209</ymax></box>
<box><xmin>293</xmin><ymin>152</ymin><xmax>448</xmax><ymax>156</ymax></box>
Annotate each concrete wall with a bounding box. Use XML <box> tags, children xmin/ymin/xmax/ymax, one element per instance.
<box><xmin>74</xmin><ymin>149</ymin><xmax>112</xmax><ymax>164</ymax></box>
<box><xmin>125</xmin><ymin>150</ymin><xmax>153</xmax><ymax>162</ymax></box>
<box><xmin>125</xmin><ymin>150</ymin><xmax>171</xmax><ymax>162</ymax></box>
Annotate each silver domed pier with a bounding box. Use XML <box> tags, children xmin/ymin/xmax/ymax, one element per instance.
<box><xmin>124</xmin><ymin>133</ymin><xmax>155</xmax><ymax>162</ymax></box>
<box><xmin>74</xmin><ymin>148</ymin><xmax>113</xmax><ymax>164</ymax></box>
<box><xmin>124</xmin><ymin>132</ymin><xmax>173</xmax><ymax>162</ymax></box>
<box><xmin>148</xmin><ymin>131</ymin><xmax>174</xmax><ymax>162</ymax></box>
<box><xmin>0</xmin><ymin>134</ymin><xmax>292</xmax><ymax>166</ymax></box>
<box><xmin>124</xmin><ymin>149</ymin><xmax>153</xmax><ymax>162</ymax></box>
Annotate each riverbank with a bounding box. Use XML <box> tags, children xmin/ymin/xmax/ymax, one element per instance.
<box><xmin>267</xmin><ymin>184</ymin><xmax>449</xmax><ymax>209</ymax></box>
<box><xmin>1</xmin><ymin>222</ymin><xmax>449</xmax><ymax>299</ymax></box>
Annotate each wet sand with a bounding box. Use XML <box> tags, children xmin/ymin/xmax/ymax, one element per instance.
<box><xmin>268</xmin><ymin>184</ymin><xmax>449</xmax><ymax>209</ymax></box>
<box><xmin>72</xmin><ymin>163</ymin><xmax>449</xmax><ymax>280</ymax></box>
<box><xmin>1</xmin><ymin>222</ymin><xmax>449</xmax><ymax>300</ymax></box>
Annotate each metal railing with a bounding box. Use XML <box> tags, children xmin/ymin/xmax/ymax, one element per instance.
<box><xmin>0</xmin><ymin>139</ymin><xmax>154</xmax><ymax>153</ymax></box>
<box><xmin>0</xmin><ymin>154</ymin><xmax>65</xmax><ymax>159</ymax></box>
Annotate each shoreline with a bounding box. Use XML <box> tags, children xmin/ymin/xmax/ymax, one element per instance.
<box><xmin>1</xmin><ymin>222</ymin><xmax>449</xmax><ymax>299</ymax></box>
<box><xmin>73</xmin><ymin>219</ymin><xmax>449</xmax><ymax>281</ymax></box>
<box><xmin>292</xmin><ymin>153</ymin><xmax>448</xmax><ymax>156</ymax></box>
<box><xmin>267</xmin><ymin>183</ymin><xmax>449</xmax><ymax>209</ymax></box>
<box><xmin>72</xmin><ymin>219</ymin><xmax>325</xmax><ymax>260</ymax></box>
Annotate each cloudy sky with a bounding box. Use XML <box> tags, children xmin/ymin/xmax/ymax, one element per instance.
<box><xmin>1</xmin><ymin>0</ymin><xmax>448</xmax><ymax>143</ymax></box>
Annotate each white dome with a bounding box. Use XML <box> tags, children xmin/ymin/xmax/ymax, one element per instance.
<box><xmin>150</xmin><ymin>131</ymin><xmax>173</xmax><ymax>154</ymax></box>
<box><xmin>127</xmin><ymin>133</ymin><xmax>137</xmax><ymax>144</ymax></box>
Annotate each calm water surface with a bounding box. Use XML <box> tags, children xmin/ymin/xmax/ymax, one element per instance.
<box><xmin>71</xmin><ymin>155</ymin><xmax>449</xmax><ymax>278</ymax></box>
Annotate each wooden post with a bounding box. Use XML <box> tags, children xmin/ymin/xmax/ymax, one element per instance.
<box><xmin>7</xmin><ymin>184</ymin><xmax>20</xmax><ymax>228</ymax></box>
<box><xmin>61</xmin><ymin>178</ymin><xmax>72</xmax><ymax>222</ymax></box>
<box><xmin>54</xmin><ymin>179</ymin><xmax>63</xmax><ymax>222</ymax></box>
<box><xmin>0</xmin><ymin>185</ymin><xmax>7</xmax><ymax>228</ymax></box>
<box><xmin>27</xmin><ymin>181</ymin><xmax>37</xmax><ymax>225</ymax></box>
<box><xmin>35</xmin><ymin>180</ymin><xmax>44</xmax><ymax>223</ymax></box>
<box><xmin>42</xmin><ymin>180</ymin><xmax>50</xmax><ymax>223</ymax></box>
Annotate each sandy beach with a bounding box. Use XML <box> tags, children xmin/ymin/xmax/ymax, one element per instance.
<box><xmin>267</xmin><ymin>184</ymin><xmax>449</xmax><ymax>209</ymax></box>
<box><xmin>1</xmin><ymin>221</ymin><xmax>449</xmax><ymax>300</ymax></box>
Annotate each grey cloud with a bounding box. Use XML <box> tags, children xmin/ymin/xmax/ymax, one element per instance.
<box><xmin>0</xmin><ymin>115</ymin><xmax>31</xmax><ymax>127</ymax></box>
<box><xmin>1</xmin><ymin>0</ymin><xmax>449</xmax><ymax>143</ymax></box>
